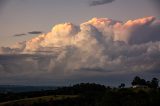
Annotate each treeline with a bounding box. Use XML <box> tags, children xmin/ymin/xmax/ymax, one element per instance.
<box><xmin>132</xmin><ymin>76</ymin><xmax>159</xmax><ymax>88</ymax></box>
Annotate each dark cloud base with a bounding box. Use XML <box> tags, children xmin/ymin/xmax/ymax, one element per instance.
<box><xmin>0</xmin><ymin>69</ymin><xmax>159</xmax><ymax>86</ymax></box>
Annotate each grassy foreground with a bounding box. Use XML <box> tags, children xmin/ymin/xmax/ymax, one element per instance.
<box><xmin>0</xmin><ymin>95</ymin><xmax>78</xmax><ymax>106</ymax></box>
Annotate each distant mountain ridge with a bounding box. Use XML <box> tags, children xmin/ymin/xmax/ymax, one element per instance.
<box><xmin>0</xmin><ymin>85</ymin><xmax>58</xmax><ymax>93</ymax></box>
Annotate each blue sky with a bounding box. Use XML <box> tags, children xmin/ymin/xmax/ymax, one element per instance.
<box><xmin>0</xmin><ymin>0</ymin><xmax>159</xmax><ymax>46</ymax></box>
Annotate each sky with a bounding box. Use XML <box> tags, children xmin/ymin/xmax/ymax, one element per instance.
<box><xmin>0</xmin><ymin>0</ymin><xmax>160</xmax><ymax>86</ymax></box>
<box><xmin>0</xmin><ymin>0</ymin><xmax>159</xmax><ymax>46</ymax></box>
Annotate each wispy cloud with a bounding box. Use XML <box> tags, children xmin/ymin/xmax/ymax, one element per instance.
<box><xmin>89</xmin><ymin>0</ymin><xmax>115</xmax><ymax>6</ymax></box>
<box><xmin>13</xmin><ymin>31</ymin><xmax>43</xmax><ymax>37</ymax></box>
<box><xmin>14</xmin><ymin>33</ymin><xmax>26</xmax><ymax>37</ymax></box>
<box><xmin>28</xmin><ymin>31</ymin><xmax>43</xmax><ymax>35</ymax></box>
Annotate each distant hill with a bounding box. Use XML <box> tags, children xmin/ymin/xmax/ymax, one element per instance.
<box><xmin>0</xmin><ymin>85</ymin><xmax>58</xmax><ymax>93</ymax></box>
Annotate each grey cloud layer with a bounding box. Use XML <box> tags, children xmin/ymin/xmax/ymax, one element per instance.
<box><xmin>0</xmin><ymin>16</ymin><xmax>160</xmax><ymax>84</ymax></box>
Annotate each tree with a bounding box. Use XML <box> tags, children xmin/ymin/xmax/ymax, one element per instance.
<box><xmin>146</xmin><ymin>81</ymin><xmax>151</xmax><ymax>88</ymax></box>
<box><xmin>119</xmin><ymin>83</ymin><xmax>125</xmax><ymax>88</ymax></box>
<box><xmin>131</xmin><ymin>76</ymin><xmax>146</xmax><ymax>86</ymax></box>
<box><xmin>150</xmin><ymin>77</ymin><xmax>159</xmax><ymax>88</ymax></box>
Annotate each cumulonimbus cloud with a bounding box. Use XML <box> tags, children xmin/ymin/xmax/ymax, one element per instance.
<box><xmin>89</xmin><ymin>0</ymin><xmax>115</xmax><ymax>6</ymax></box>
<box><xmin>0</xmin><ymin>16</ymin><xmax>160</xmax><ymax>84</ymax></box>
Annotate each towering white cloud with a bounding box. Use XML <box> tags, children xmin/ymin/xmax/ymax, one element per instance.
<box><xmin>0</xmin><ymin>16</ymin><xmax>160</xmax><ymax>84</ymax></box>
<box><xmin>22</xmin><ymin>16</ymin><xmax>160</xmax><ymax>53</ymax></box>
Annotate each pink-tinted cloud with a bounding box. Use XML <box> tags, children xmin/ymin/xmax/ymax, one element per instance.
<box><xmin>0</xmin><ymin>16</ymin><xmax>160</xmax><ymax>84</ymax></box>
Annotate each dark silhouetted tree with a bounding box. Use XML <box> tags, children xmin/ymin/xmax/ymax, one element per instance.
<box><xmin>132</xmin><ymin>76</ymin><xmax>146</xmax><ymax>86</ymax></box>
<box><xmin>146</xmin><ymin>81</ymin><xmax>151</xmax><ymax>88</ymax></box>
<box><xmin>119</xmin><ymin>83</ymin><xmax>125</xmax><ymax>88</ymax></box>
<box><xmin>150</xmin><ymin>77</ymin><xmax>159</xmax><ymax>88</ymax></box>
